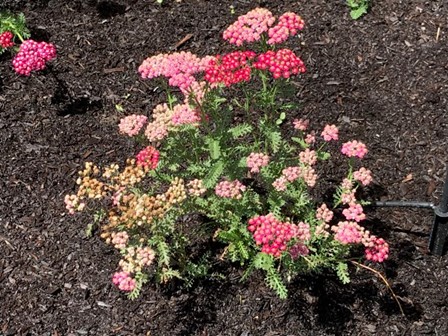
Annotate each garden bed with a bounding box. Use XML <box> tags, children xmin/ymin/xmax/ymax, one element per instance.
<box><xmin>1</xmin><ymin>0</ymin><xmax>447</xmax><ymax>335</ymax></box>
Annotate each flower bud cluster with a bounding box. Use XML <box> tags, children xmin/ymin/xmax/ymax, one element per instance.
<box><xmin>253</xmin><ymin>49</ymin><xmax>306</xmax><ymax>79</ymax></box>
<box><xmin>298</xmin><ymin>148</ymin><xmax>317</xmax><ymax>166</ymax></box>
<box><xmin>145</xmin><ymin>104</ymin><xmax>173</xmax><ymax>142</ymax></box>
<box><xmin>215</xmin><ymin>180</ymin><xmax>246</xmax><ymax>199</ymax></box>
<box><xmin>223</xmin><ymin>8</ymin><xmax>275</xmax><ymax>46</ymax></box>
<box><xmin>364</xmin><ymin>236</ymin><xmax>389</xmax><ymax>262</ymax></box>
<box><xmin>341</xmin><ymin>140</ymin><xmax>368</xmax><ymax>159</ymax></box>
<box><xmin>0</xmin><ymin>31</ymin><xmax>14</xmax><ymax>48</ymax></box>
<box><xmin>112</xmin><ymin>271</ymin><xmax>136</xmax><ymax>291</ymax></box>
<box><xmin>321</xmin><ymin>124</ymin><xmax>339</xmax><ymax>141</ymax></box>
<box><xmin>353</xmin><ymin>167</ymin><xmax>373</xmax><ymax>186</ymax></box>
<box><xmin>273</xmin><ymin>164</ymin><xmax>317</xmax><ymax>191</ymax></box>
<box><xmin>205</xmin><ymin>51</ymin><xmax>256</xmax><ymax>86</ymax></box>
<box><xmin>316</xmin><ymin>203</ymin><xmax>333</xmax><ymax>223</ymax></box>
<box><xmin>246</xmin><ymin>152</ymin><xmax>270</xmax><ymax>173</ymax></box>
<box><xmin>119</xmin><ymin>246</ymin><xmax>156</xmax><ymax>274</ymax></box>
<box><xmin>342</xmin><ymin>203</ymin><xmax>366</xmax><ymax>222</ymax></box>
<box><xmin>187</xmin><ymin>179</ymin><xmax>207</xmax><ymax>196</ymax></box>
<box><xmin>119</xmin><ymin>114</ymin><xmax>148</xmax><ymax>137</ymax></box>
<box><xmin>136</xmin><ymin>146</ymin><xmax>160</xmax><ymax>169</ymax></box>
<box><xmin>110</xmin><ymin>231</ymin><xmax>129</xmax><ymax>249</ymax></box>
<box><xmin>267</xmin><ymin>12</ymin><xmax>305</xmax><ymax>45</ymax></box>
<box><xmin>12</xmin><ymin>39</ymin><xmax>56</xmax><ymax>76</ymax></box>
<box><xmin>248</xmin><ymin>213</ymin><xmax>309</xmax><ymax>258</ymax></box>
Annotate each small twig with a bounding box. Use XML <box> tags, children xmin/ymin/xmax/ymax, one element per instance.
<box><xmin>351</xmin><ymin>260</ymin><xmax>405</xmax><ymax>316</ymax></box>
<box><xmin>436</xmin><ymin>26</ymin><xmax>441</xmax><ymax>42</ymax></box>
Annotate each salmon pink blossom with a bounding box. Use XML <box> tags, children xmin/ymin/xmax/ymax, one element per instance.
<box><xmin>321</xmin><ymin>124</ymin><xmax>339</xmax><ymax>141</ymax></box>
<box><xmin>215</xmin><ymin>180</ymin><xmax>246</xmax><ymax>199</ymax></box>
<box><xmin>341</xmin><ymin>140</ymin><xmax>368</xmax><ymax>159</ymax></box>
<box><xmin>136</xmin><ymin>146</ymin><xmax>160</xmax><ymax>169</ymax></box>
<box><xmin>353</xmin><ymin>167</ymin><xmax>373</xmax><ymax>186</ymax></box>
<box><xmin>119</xmin><ymin>114</ymin><xmax>148</xmax><ymax>136</ymax></box>
<box><xmin>247</xmin><ymin>152</ymin><xmax>270</xmax><ymax>173</ymax></box>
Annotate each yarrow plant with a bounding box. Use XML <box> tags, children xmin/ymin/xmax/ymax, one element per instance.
<box><xmin>0</xmin><ymin>11</ymin><xmax>56</xmax><ymax>75</ymax></box>
<box><xmin>66</xmin><ymin>8</ymin><xmax>389</xmax><ymax>299</ymax></box>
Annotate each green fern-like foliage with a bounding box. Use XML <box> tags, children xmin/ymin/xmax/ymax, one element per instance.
<box><xmin>336</xmin><ymin>262</ymin><xmax>351</xmax><ymax>284</ymax></box>
<box><xmin>0</xmin><ymin>11</ymin><xmax>30</xmax><ymax>41</ymax></box>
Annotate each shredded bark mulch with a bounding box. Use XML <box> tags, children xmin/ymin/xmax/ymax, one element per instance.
<box><xmin>1</xmin><ymin>1</ymin><xmax>447</xmax><ymax>335</ymax></box>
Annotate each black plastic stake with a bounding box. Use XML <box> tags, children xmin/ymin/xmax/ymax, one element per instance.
<box><xmin>428</xmin><ymin>164</ymin><xmax>448</xmax><ymax>255</ymax></box>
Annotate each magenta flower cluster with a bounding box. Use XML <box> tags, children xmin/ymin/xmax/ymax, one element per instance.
<box><xmin>248</xmin><ymin>213</ymin><xmax>310</xmax><ymax>258</ymax></box>
<box><xmin>267</xmin><ymin>12</ymin><xmax>305</xmax><ymax>45</ymax></box>
<box><xmin>12</xmin><ymin>39</ymin><xmax>56</xmax><ymax>76</ymax></box>
<box><xmin>112</xmin><ymin>271</ymin><xmax>136</xmax><ymax>292</ymax></box>
<box><xmin>215</xmin><ymin>180</ymin><xmax>246</xmax><ymax>199</ymax></box>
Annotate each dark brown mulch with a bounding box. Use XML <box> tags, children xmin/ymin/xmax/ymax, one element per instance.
<box><xmin>1</xmin><ymin>0</ymin><xmax>448</xmax><ymax>335</ymax></box>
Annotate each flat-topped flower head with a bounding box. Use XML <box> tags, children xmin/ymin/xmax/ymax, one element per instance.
<box><xmin>267</xmin><ymin>12</ymin><xmax>305</xmax><ymax>45</ymax></box>
<box><xmin>341</xmin><ymin>140</ymin><xmax>368</xmax><ymax>159</ymax></box>
<box><xmin>223</xmin><ymin>8</ymin><xmax>275</xmax><ymax>46</ymax></box>
<box><xmin>353</xmin><ymin>167</ymin><xmax>373</xmax><ymax>186</ymax></box>
<box><xmin>119</xmin><ymin>114</ymin><xmax>148</xmax><ymax>137</ymax></box>
<box><xmin>247</xmin><ymin>152</ymin><xmax>270</xmax><ymax>173</ymax></box>
<box><xmin>112</xmin><ymin>271</ymin><xmax>136</xmax><ymax>291</ymax></box>
<box><xmin>253</xmin><ymin>49</ymin><xmax>306</xmax><ymax>79</ymax></box>
<box><xmin>12</xmin><ymin>39</ymin><xmax>56</xmax><ymax>76</ymax></box>
<box><xmin>321</xmin><ymin>124</ymin><xmax>339</xmax><ymax>141</ymax></box>
<box><xmin>215</xmin><ymin>180</ymin><xmax>246</xmax><ymax>199</ymax></box>
<box><xmin>136</xmin><ymin>146</ymin><xmax>160</xmax><ymax>169</ymax></box>
<box><xmin>205</xmin><ymin>51</ymin><xmax>255</xmax><ymax>86</ymax></box>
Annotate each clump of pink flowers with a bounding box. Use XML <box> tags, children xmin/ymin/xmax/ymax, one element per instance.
<box><xmin>248</xmin><ymin>213</ymin><xmax>310</xmax><ymax>258</ymax></box>
<box><xmin>341</xmin><ymin>140</ymin><xmax>368</xmax><ymax>159</ymax></box>
<box><xmin>223</xmin><ymin>8</ymin><xmax>275</xmax><ymax>46</ymax></box>
<box><xmin>253</xmin><ymin>49</ymin><xmax>306</xmax><ymax>79</ymax></box>
<box><xmin>112</xmin><ymin>271</ymin><xmax>136</xmax><ymax>291</ymax></box>
<box><xmin>215</xmin><ymin>180</ymin><xmax>246</xmax><ymax>199</ymax></box>
<box><xmin>247</xmin><ymin>152</ymin><xmax>270</xmax><ymax>173</ymax></box>
<box><xmin>119</xmin><ymin>114</ymin><xmax>148</xmax><ymax>137</ymax></box>
<box><xmin>136</xmin><ymin>146</ymin><xmax>160</xmax><ymax>169</ymax></box>
<box><xmin>365</xmin><ymin>236</ymin><xmax>389</xmax><ymax>262</ymax></box>
<box><xmin>353</xmin><ymin>167</ymin><xmax>373</xmax><ymax>186</ymax></box>
<box><xmin>12</xmin><ymin>39</ymin><xmax>56</xmax><ymax>76</ymax></box>
<box><xmin>0</xmin><ymin>31</ymin><xmax>14</xmax><ymax>48</ymax></box>
<box><xmin>321</xmin><ymin>124</ymin><xmax>339</xmax><ymax>141</ymax></box>
<box><xmin>205</xmin><ymin>50</ymin><xmax>256</xmax><ymax>86</ymax></box>
<box><xmin>267</xmin><ymin>12</ymin><xmax>305</xmax><ymax>45</ymax></box>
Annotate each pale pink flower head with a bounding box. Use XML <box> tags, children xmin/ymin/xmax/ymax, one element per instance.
<box><xmin>112</xmin><ymin>271</ymin><xmax>136</xmax><ymax>292</ymax></box>
<box><xmin>223</xmin><ymin>8</ymin><xmax>275</xmax><ymax>46</ymax></box>
<box><xmin>341</xmin><ymin>190</ymin><xmax>356</xmax><ymax>205</ymax></box>
<box><xmin>135</xmin><ymin>246</ymin><xmax>156</xmax><ymax>267</ymax></box>
<box><xmin>171</xmin><ymin>104</ymin><xmax>201</xmax><ymax>126</ymax></box>
<box><xmin>299</xmin><ymin>148</ymin><xmax>317</xmax><ymax>166</ymax></box>
<box><xmin>282</xmin><ymin>166</ymin><xmax>301</xmax><ymax>182</ymax></box>
<box><xmin>321</xmin><ymin>124</ymin><xmax>339</xmax><ymax>141</ymax></box>
<box><xmin>300</xmin><ymin>166</ymin><xmax>317</xmax><ymax>187</ymax></box>
<box><xmin>316</xmin><ymin>203</ymin><xmax>333</xmax><ymax>223</ymax></box>
<box><xmin>247</xmin><ymin>152</ymin><xmax>270</xmax><ymax>173</ymax></box>
<box><xmin>341</xmin><ymin>140</ymin><xmax>368</xmax><ymax>159</ymax></box>
<box><xmin>111</xmin><ymin>231</ymin><xmax>129</xmax><ymax>250</ymax></box>
<box><xmin>353</xmin><ymin>167</ymin><xmax>373</xmax><ymax>186</ymax></box>
<box><xmin>119</xmin><ymin>114</ymin><xmax>148</xmax><ymax>136</ymax></box>
<box><xmin>305</xmin><ymin>132</ymin><xmax>316</xmax><ymax>145</ymax></box>
<box><xmin>332</xmin><ymin>221</ymin><xmax>363</xmax><ymax>245</ymax></box>
<box><xmin>215</xmin><ymin>180</ymin><xmax>246</xmax><ymax>199</ymax></box>
<box><xmin>293</xmin><ymin>118</ymin><xmax>309</xmax><ymax>131</ymax></box>
<box><xmin>342</xmin><ymin>203</ymin><xmax>366</xmax><ymax>222</ymax></box>
<box><xmin>272</xmin><ymin>176</ymin><xmax>288</xmax><ymax>191</ymax></box>
<box><xmin>64</xmin><ymin>194</ymin><xmax>85</xmax><ymax>214</ymax></box>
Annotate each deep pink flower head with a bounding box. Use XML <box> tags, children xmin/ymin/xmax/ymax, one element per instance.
<box><xmin>112</xmin><ymin>271</ymin><xmax>136</xmax><ymax>291</ymax></box>
<box><xmin>223</xmin><ymin>8</ymin><xmax>275</xmax><ymax>46</ymax></box>
<box><xmin>136</xmin><ymin>146</ymin><xmax>160</xmax><ymax>169</ymax></box>
<box><xmin>267</xmin><ymin>12</ymin><xmax>305</xmax><ymax>45</ymax></box>
<box><xmin>205</xmin><ymin>51</ymin><xmax>255</xmax><ymax>86</ymax></box>
<box><xmin>253</xmin><ymin>49</ymin><xmax>306</xmax><ymax>79</ymax></box>
<box><xmin>0</xmin><ymin>31</ymin><xmax>14</xmax><ymax>48</ymax></box>
<box><xmin>341</xmin><ymin>140</ymin><xmax>368</xmax><ymax>159</ymax></box>
<box><xmin>364</xmin><ymin>236</ymin><xmax>389</xmax><ymax>262</ymax></box>
<box><xmin>12</xmin><ymin>39</ymin><xmax>56</xmax><ymax>76</ymax></box>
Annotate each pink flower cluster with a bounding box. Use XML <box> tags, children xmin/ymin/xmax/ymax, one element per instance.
<box><xmin>341</xmin><ymin>140</ymin><xmax>368</xmax><ymax>159</ymax></box>
<box><xmin>135</xmin><ymin>246</ymin><xmax>156</xmax><ymax>266</ymax></box>
<box><xmin>342</xmin><ymin>203</ymin><xmax>366</xmax><ymax>222</ymax></box>
<box><xmin>64</xmin><ymin>194</ymin><xmax>85</xmax><ymax>214</ymax></box>
<box><xmin>253</xmin><ymin>49</ymin><xmax>306</xmax><ymax>79</ymax></box>
<box><xmin>321</xmin><ymin>124</ymin><xmax>339</xmax><ymax>141</ymax></box>
<box><xmin>112</xmin><ymin>271</ymin><xmax>136</xmax><ymax>291</ymax></box>
<box><xmin>205</xmin><ymin>51</ymin><xmax>256</xmax><ymax>86</ymax></box>
<box><xmin>293</xmin><ymin>118</ymin><xmax>309</xmax><ymax>131</ymax></box>
<box><xmin>365</xmin><ymin>236</ymin><xmax>389</xmax><ymax>262</ymax></box>
<box><xmin>299</xmin><ymin>148</ymin><xmax>317</xmax><ymax>166</ymax></box>
<box><xmin>118</xmin><ymin>114</ymin><xmax>148</xmax><ymax>136</ymax></box>
<box><xmin>248</xmin><ymin>213</ymin><xmax>309</xmax><ymax>257</ymax></box>
<box><xmin>353</xmin><ymin>167</ymin><xmax>373</xmax><ymax>186</ymax></box>
<box><xmin>267</xmin><ymin>12</ymin><xmax>305</xmax><ymax>45</ymax></box>
<box><xmin>171</xmin><ymin>103</ymin><xmax>201</xmax><ymax>126</ymax></box>
<box><xmin>247</xmin><ymin>152</ymin><xmax>270</xmax><ymax>173</ymax></box>
<box><xmin>12</xmin><ymin>39</ymin><xmax>56</xmax><ymax>76</ymax></box>
<box><xmin>138</xmin><ymin>51</ymin><xmax>212</xmax><ymax>91</ymax></box>
<box><xmin>144</xmin><ymin>104</ymin><xmax>173</xmax><ymax>142</ymax></box>
<box><xmin>316</xmin><ymin>203</ymin><xmax>333</xmax><ymax>223</ymax></box>
<box><xmin>223</xmin><ymin>8</ymin><xmax>275</xmax><ymax>46</ymax></box>
<box><xmin>111</xmin><ymin>231</ymin><xmax>129</xmax><ymax>249</ymax></box>
<box><xmin>0</xmin><ymin>31</ymin><xmax>14</xmax><ymax>48</ymax></box>
<box><xmin>136</xmin><ymin>146</ymin><xmax>160</xmax><ymax>169</ymax></box>
<box><xmin>273</xmin><ymin>165</ymin><xmax>317</xmax><ymax>191</ymax></box>
<box><xmin>331</xmin><ymin>222</ymin><xmax>389</xmax><ymax>262</ymax></box>
<box><xmin>215</xmin><ymin>180</ymin><xmax>246</xmax><ymax>199</ymax></box>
